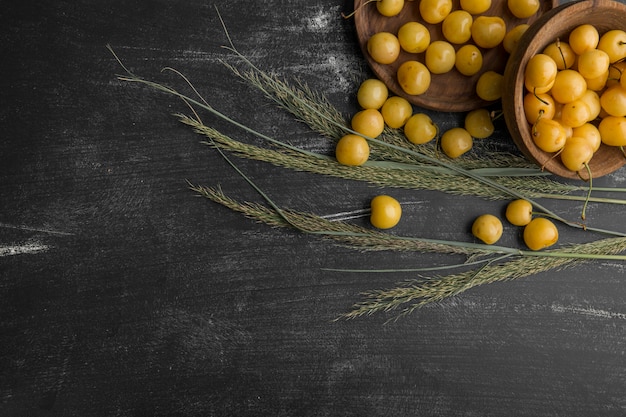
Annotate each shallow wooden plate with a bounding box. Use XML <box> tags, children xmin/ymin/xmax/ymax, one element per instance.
<box><xmin>354</xmin><ymin>0</ymin><xmax>559</xmax><ymax>112</ymax></box>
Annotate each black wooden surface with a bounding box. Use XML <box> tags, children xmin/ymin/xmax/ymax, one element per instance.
<box><xmin>2</xmin><ymin>1</ymin><xmax>626</xmax><ymax>416</ymax></box>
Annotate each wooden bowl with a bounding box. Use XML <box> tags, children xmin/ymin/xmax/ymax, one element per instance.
<box><xmin>503</xmin><ymin>0</ymin><xmax>626</xmax><ymax>179</ymax></box>
<box><xmin>354</xmin><ymin>0</ymin><xmax>558</xmax><ymax>112</ymax></box>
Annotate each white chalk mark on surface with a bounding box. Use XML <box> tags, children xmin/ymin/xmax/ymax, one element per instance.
<box><xmin>322</xmin><ymin>208</ymin><xmax>370</xmax><ymax>221</ymax></box>
<box><xmin>552</xmin><ymin>304</ymin><xmax>626</xmax><ymax>320</ymax></box>
<box><xmin>321</xmin><ymin>200</ymin><xmax>427</xmax><ymax>222</ymax></box>
<box><xmin>0</xmin><ymin>222</ymin><xmax>73</xmax><ymax>236</ymax></box>
<box><xmin>0</xmin><ymin>242</ymin><xmax>50</xmax><ymax>257</ymax></box>
<box><xmin>305</xmin><ymin>7</ymin><xmax>333</xmax><ymax>32</ymax></box>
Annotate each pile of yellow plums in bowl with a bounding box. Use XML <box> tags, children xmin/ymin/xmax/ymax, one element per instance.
<box><xmin>503</xmin><ymin>0</ymin><xmax>626</xmax><ymax>179</ymax></box>
<box><xmin>354</xmin><ymin>0</ymin><xmax>558</xmax><ymax>111</ymax></box>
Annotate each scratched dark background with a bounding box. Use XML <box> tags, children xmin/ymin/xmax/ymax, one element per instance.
<box><xmin>2</xmin><ymin>0</ymin><xmax>626</xmax><ymax>416</ymax></box>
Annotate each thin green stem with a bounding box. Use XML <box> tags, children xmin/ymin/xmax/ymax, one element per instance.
<box><xmin>581</xmin><ymin>162</ymin><xmax>592</xmax><ymax>221</ymax></box>
<box><xmin>533</xmin><ymin>193</ymin><xmax>626</xmax><ymax>205</ymax></box>
<box><xmin>323</xmin><ymin>254</ymin><xmax>515</xmax><ymax>273</ymax></box>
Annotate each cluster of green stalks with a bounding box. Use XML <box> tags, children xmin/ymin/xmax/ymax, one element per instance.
<box><xmin>108</xmin><ymin>22</ymin><xmax>626</xmax><ymax>320</ymax></box>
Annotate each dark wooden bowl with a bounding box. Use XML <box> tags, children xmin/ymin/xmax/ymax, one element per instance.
<box><xmin>503</xmin><ymin>0</ymin><xmax>626</xmax><ymax>179</ymax></box>
<box><xmin>354</xmin><ymin>0</ymin><xmax>558</xmax><ymax>112</ymax></box>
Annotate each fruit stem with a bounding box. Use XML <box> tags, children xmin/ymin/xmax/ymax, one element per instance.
<box><xmin>580</xmin><ymin>162</ymin><xmax>593</xmax><ymax>221</ymax></box>
<box><xmin>341</xmin><ymin>0</ymin><xmax>378</xmax><ymax>19</ymax></box>
<box><xmin>556</xmin><ymin>38</ymin><xmax>567</xmax><ymax>69</ymax></box>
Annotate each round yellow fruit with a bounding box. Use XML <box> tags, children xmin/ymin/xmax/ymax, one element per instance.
<box><xmin>472</xmin><ymin>214</ymin><xmax>503</xmax><ymax>245</ymax></box>
<box><xmin>505</xmin><ymin>199</ymin><xmax>533</xmax><ymax>226</ymax></box>
<box><xmin>370</xmin><ymin>195</ymin><xmax>402</xmax><ymax>229</ymax></box>
<box><xmin>357</xmin><ymin>79</ymin><xmax>388</xmax><ymax>110</ymax></box>
<box><xmin>397</xmin><ymin>60</ymin><xmax>431</xmax><ymax>95</ymax></box>
<box><xmin>367</xmin><ymin>32</ymin><xmax>400</xmax><ymax>65</ymax></box>
<box><xmin>335</xmin><ymin>134</ymin><xmax>370</xmax><ymax>166</ymax></box>
<box><xmin>523</xmin><ymin>217</ymin><xmax>558</xmax><ymax>250</ymax></box>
